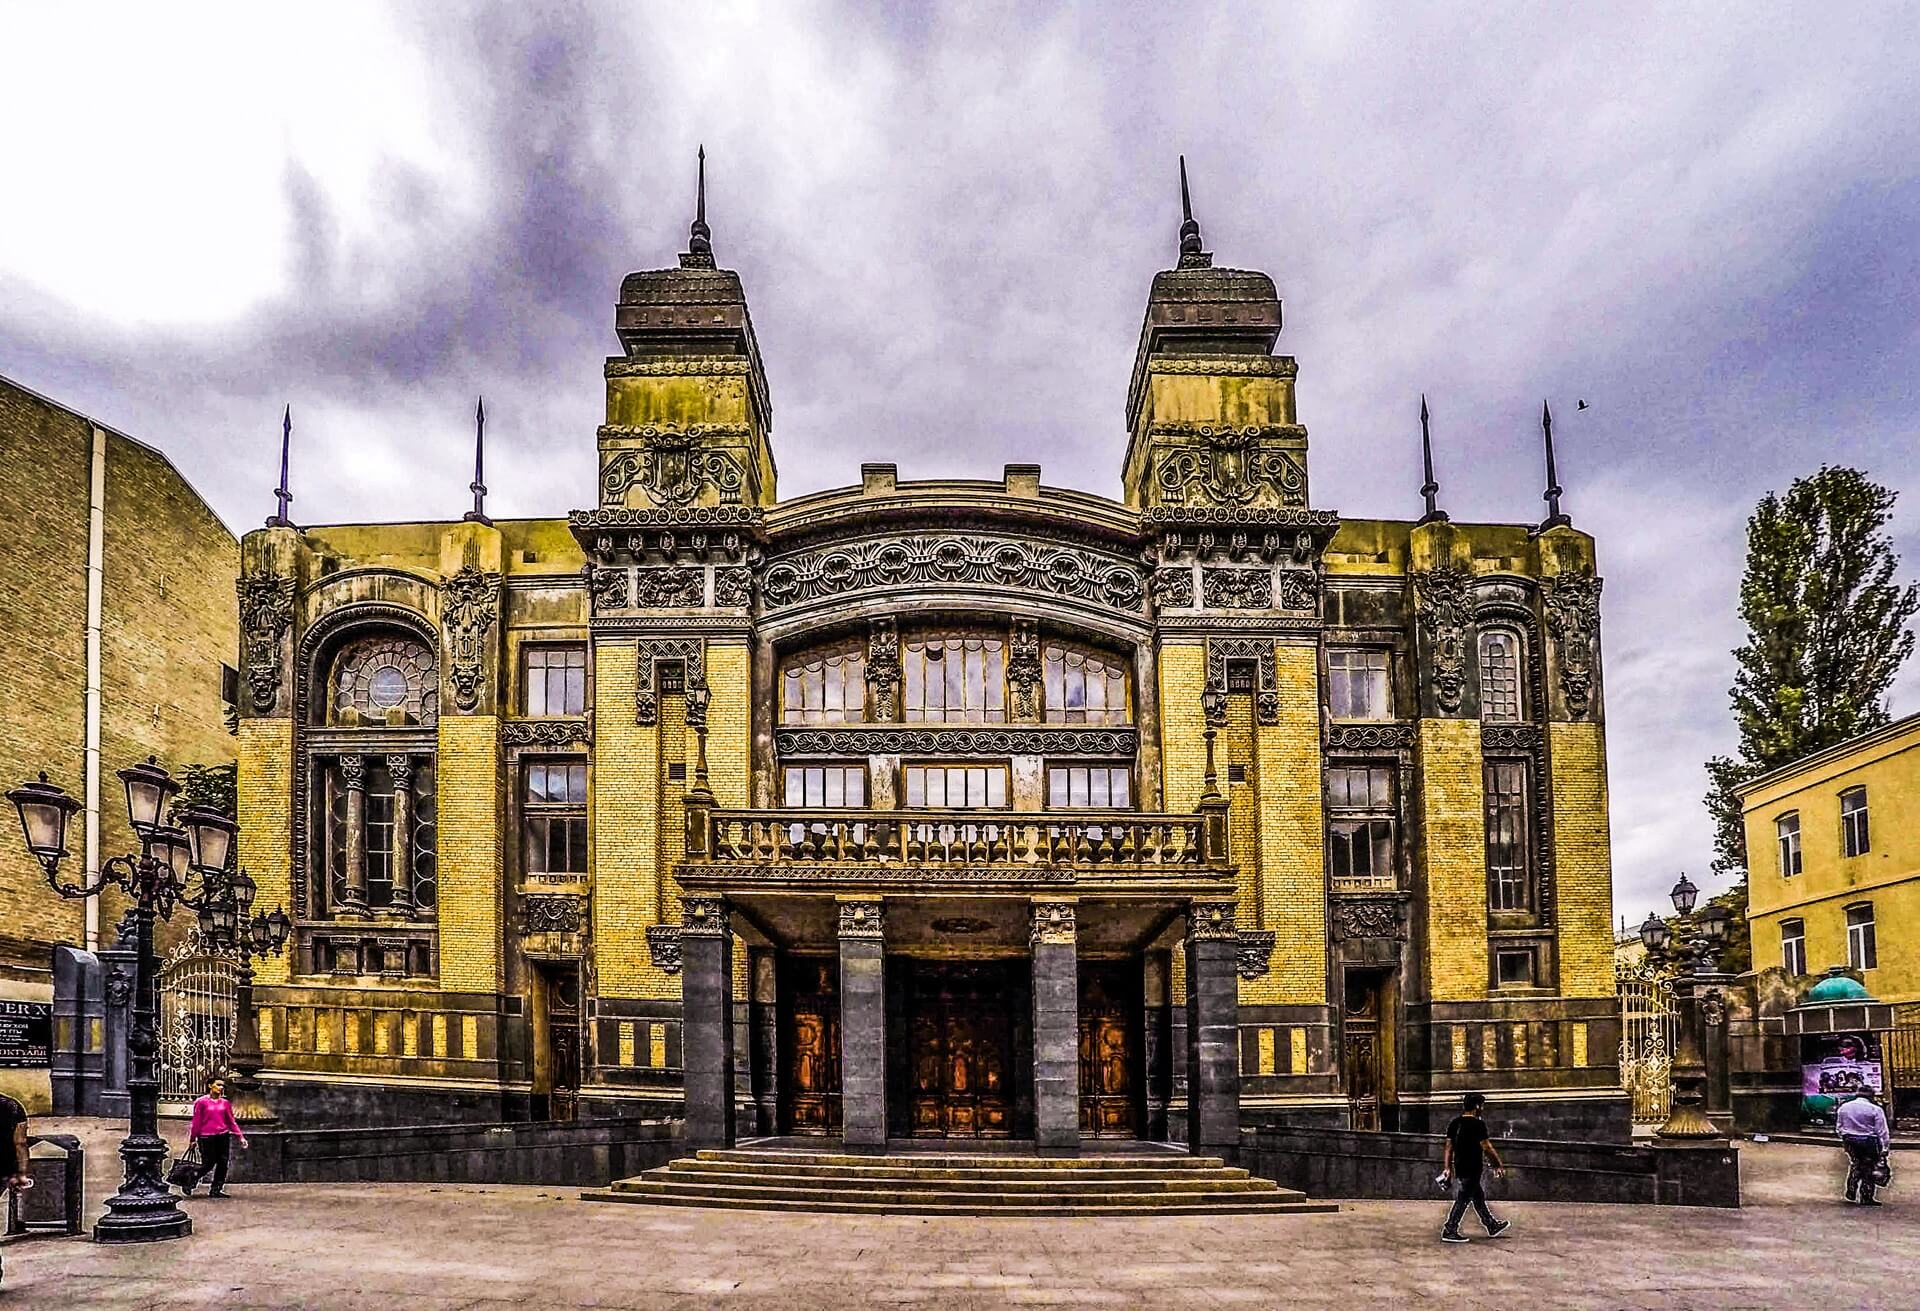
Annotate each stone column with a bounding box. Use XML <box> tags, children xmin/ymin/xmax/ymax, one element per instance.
<box><xmin>1142</xmin><ymin>949</ymin><xmax>1172</xmax><ymax>1142</ymax></box>
<box><xmin>679</xmin><ymin>896</ymin><xmax>734</xmax><ymax>1150</ymax></box>
<box><xmin>837</xmin><ymin>899</ymin><xmax>887</xmax><ymax>1148</ymax></box>
<box><xmin>1031</xmin><ymin>899</ymin><xmax>1080</xmax><ymax>1152</ymax></box>
<box><xmin>339</xmin><ymin>754</ymin><xmax>369</xmax><ymax>913</ymax></box>
<box><xmin>386</xmin><ymin>754</ymin><xmax>416</xmax><ymax>916</ymax></box>
<box><xmin>1186</xmin><ymin>900</ymin><xmax>1241</xmax><ymax>1159</ymax></box>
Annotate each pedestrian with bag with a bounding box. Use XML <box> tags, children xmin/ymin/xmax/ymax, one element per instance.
<box><xmin>1838</xmin><ymin>1088</ymin><xmax>1891</xmax><ymax>1206</ymax></box>
<box><xmin>0</xmin><ymin>1092</ymin><xmax>29</xmax><ymax>1285</ymax></box>
<box><xmin>1438</xmin><ymin>1091</ymin><xmax>1511</xmax><ymax>1243</ymax></box>
<box><xmin>184</xmin><ymin>1076</ymin><xmax>248</xmax><ymax>1198</ymax></box>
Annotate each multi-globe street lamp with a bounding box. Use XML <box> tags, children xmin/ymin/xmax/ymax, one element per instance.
<box><xmin>199</xmin><ymin>866</ymin><xmax>293</xmax><ymax>1122</ymax></box>
<box><xmin>1638</xmin><ymin>873</ymin><xmax>1733</xmax><ymax>1139</ymax></box>
<box><xmin>8</xmin><ymin>759</ymin><xmax>240</xmax><ymax>1241</ymax></box>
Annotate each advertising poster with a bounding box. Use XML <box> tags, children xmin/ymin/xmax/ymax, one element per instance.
<box><xmin>1801</xmin><ymin>1032</ymin><xmax>1884</xmax><ymax>1123</ymax></box>
<box><xmin>0</xmin><ymin>999</ymin><xmax>52</xmax><ymax>1068</ymax></box>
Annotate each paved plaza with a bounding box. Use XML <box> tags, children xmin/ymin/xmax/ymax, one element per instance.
<box><xmin>5</xmin><ymin>1126</ymin><xmax>1914</xmax><ymax>1309</ymax></box>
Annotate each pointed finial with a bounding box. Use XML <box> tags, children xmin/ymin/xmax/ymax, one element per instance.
<box><xmin>1418</xmin><ymin>394</ymin><xmax>1447</xmax><ymax>525</ymax></box>
<box><xmin>1537</xmin><ymin>399</ymin><xmax>1571</xmax><ymax>533</ymax></box>
<box><xmin>682</xmin><ymin>145</ymin><xmax>714</xmax><ymax>268</ymax></box>
<box><xmin>266</xmin><ymin>404</ymin><xmax>295</xmax><ymax>528</ymax></box>
<box><xmin>1177</xmin><ymin>155</ymin><xmax>1210</xmax><ymax>268</ymax></box>
<box><xmin>465</xmin><ymin>396</ymin><xmax>490</xmax><ymax>524</ymax></box>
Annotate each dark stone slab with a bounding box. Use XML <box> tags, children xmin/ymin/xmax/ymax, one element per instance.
<box><xmin>1032</xmin><ymin>940</ymin><xmax>1080</xmax><ymax>1151</ymax></box>
<box><xmin>1186</xmin><ymin>937</ymin><xmax>1240</xmax><ymax>1158</ymax></box>
<box><xmin>840</xmin><ymin>937</ymin><xmax>887</xmax><ymax>1148</ymax></box>
<box><xmin>682</xmin><ymin>930</ymin><xmax>735</xmax><ymax>1150</ymax></box>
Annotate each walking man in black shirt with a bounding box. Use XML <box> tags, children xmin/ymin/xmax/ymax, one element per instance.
<box><xmin>0</xmin><ymin>1093</ymin><xmax>27</xmax><ymax>1284</ymax></box>
<box><xmin>1439</xmin><ymin>1091</ymin><xmax>1510</xmax><ymax>1243</ymax></box>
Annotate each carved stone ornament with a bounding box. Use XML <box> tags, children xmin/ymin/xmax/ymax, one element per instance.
<box><xmin>1327</xmin><ymin>723</ymin><xmax>1414</xmax><ymax>753</ymax></box>
<box><xmin>760</xmin><ymin>535</ymin><xmax>1145</xmax><ymax>616</ymax></box>
<box><xmin>439</xmin><ymin>566</ymin><xmax>500</xmax><ymax>713</ymax></box>
<box><xmin>587</xmin><ymin>565</ymin><xmax>630</xmax><ymax>611</ymax></box>
<box><xmin>635</xmin><ymin>638</ymin><xmax>706</xmax><ymax>725</ymax></box>
<box><xmin>679</xmin><ymin>896</ymin><xmax>729</xmax><ymax>938</ymax></box>
<box><xmin>866</xmin><ymin>618</ymin><xmax>901</xmax><ymax>721</ymax></box>
<box><xmin>633</xmin><ymin>566</ymin><xmax>705</xmax><ymax>609</ymax></box>
<box><xmin>1236</xmin><ymin>930</ymin><xmax>1276</xmax><ymax>980</ymax></box>
<box><xmin>1201</xmin><ymin>567</ymin><xmax>1273</xmax><ymax>610</ymax></box>
<box><xmin>1151</xmin><ymin>566</ymin><xmax>1194</xmax><ymax>608</ymax></box>
<box><xmin>599</xmin><ymin>425</ymin><xmax>746</xmax><ymax>509</ymax></box>
<box><xmin>518</xmin><ymin>894</ymin><xmax>587</xmax><ymax>936</ymax></box>
<box><xmin>237</xmin><ymin>570</ymin><xmax>295</xmax><ymax>712</ymax></box>
<box><xmin>1413</xmin><ymin>565</ymin><xmax>1473</xmax><ymax>715</ymax></box>
<box><xmin>1188</xmin><ymin>900</ymin><xmax>1237</xmax><ymax>941</ymax></box>
<box><xmin>1007</xmin><ymin>619</ymin><xmax>1043</xmax><ymax>721</ymax></box>
<box><xmin>773</xmin><ymin>726</ymin><xmax>1138</xmax><ymax>758</ymax></box>
<box><xmin>1331</xmin><ymin>898</ymin><xmax>1406</xmax><ymax>941</ymax></box>
<box><xmin>1030</xmin><ymin>901</ymin><xmax>1077</xmax><ymax>946</ymax></box>
<box><xmin>339</xmin><ymin>753</ymin><xmax>366</xmax><ymax>789</ymax></box>
<box><xmin>1481</xmin><ymin>723</ymin><xmax>1542</xmax><ymax>753</ymax></box>
<box><xmin>1206</xmin><ymin>638</ymin><xmax>1279</xmax><ymax>725</ymax></box>
<box><xmin>713</xmin><ymin>567</ymin><xmax>753</xmax><ymax>608</ymax></box>
<box><xmin>1277</xmin><ymin>570</ymin><xmax>1320</xmax><ymax>612</ymax></box>
<box><xmin>646</xmin><ymin>924</ymin><xmax>683</xmax><ymax>974</ymax></box>
<box><xmin>106</xmin><ymin>966</ymin><xmax>133</xmax><ymax>1006</ymax></box>
<box><xmin>837</xmin><ymin>899</ymin><xmax>885</xmax><ymax>940</ymax></box>
<box><xmin>604</xmin><ymin>357</ymin><xmax>754</xmax><ymax>380</ymax></box>
<box><xmin>1152</xmin><ymin>426</ymin><xmax>1306</xmax><ymax>509</ymax></box>
<box><xmin>1701</xmin><ymin>989</ymin><xmax>1728</xmax><ymax>1028</ymax></box>
<box><xmin>504</xmin><ymin>719</ymin><xmax>592</xmax><ymax>747</ymax></box>
<box><xmin>1542</xmin><ymin>571</ymin><xmax>1602</xmax><ymax>719</ymax></box>
<box><xmin>386</xmin><ymin>754</ymin><xmax>415</xmax><ymax>788</ymax></box>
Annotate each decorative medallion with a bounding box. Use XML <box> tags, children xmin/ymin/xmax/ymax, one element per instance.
<box><xmin>866</xmin><ymin>619</ymin><xmax>901</xmax><ymax>721</ymax></box>
<box><xmin>439</xmin><ymin>566</ymin><xmax>500</xmax><ymax>713</ymax></box>
<box><xmin>598</xmin><ymin>426</ymin><xmax>746</xmax><ymax>509</ymax></box>
<box><xmin>1413</xmin><ymin>565</ymin><xmax>1473</xmax><ymax>715</ymax></box>
<box><xmin>1236</xmin><ymin>930</ymin><xmax>1276</xmax><ymax>980</ymax></box>
<box><xmin>1188</xmin><ymin>900</ymin><xmax>1237</xmax><ymax>941</ymax></box>
<box><xmin>1543</xmin><ymin>570</ymin><xmax>1602</xmax><ymax>719</ymax></box>
<box><xmin>1007</xmin><ymin>619</ymin><xmax>1043</xmax><ymax>721</ymax></box>
<box><xmin>837</xmin><ymin>899</ymin><xmax>885</xmax><ymax>940</ymax></box>
<box><xmin>1152</xmin><ymin>426</ymin><xmax>1307</xmax><ymax>509</ymax></box>
<box><xmin>678</xmin><ymin>896</ymin><xmax>729</xmax><ymax>939</ymax></box>
<box><xmin>237</xmin><ymin>571</ymin><xmax>295</xmax><ymax>712</ymax></box>
<box><xmin>1030</xmin><ymin>901</ymin><xmax>1077</xmax><ymax>946</ymax></box>
<box><xmin>1151</xmin><ymin>567</ymin><xmax>1194</xmax><ymax>608</ymax></box>
<box><xmin>646</xmin><ymin>924</ymin><xmax>683</xmax><ymax>974</ymax></box>
<box><xmin>1201</xmin><ymin>567</ymin><xmax>1273</xmax><ymax>610</ymax></box>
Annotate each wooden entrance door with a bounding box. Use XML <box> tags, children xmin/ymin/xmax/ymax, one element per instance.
<box><xmin>541</xmin><ymin>964</ymin><xmax>581</xmax><ymax>1122</ymax></box>
<box><xmin>782</xmin><ymin>957</ymin><xmax>841</xmax><ymax>1135</ymax></box>
<box><xmin>908</xmin><ymin>962</ymin><xmax>1013</xmax><ymax>1138</ymax></box>
<box><xmin>1343</xmin><ymin>972</ymin><xmax>1382</xmax><ymax>1132</ymax></box>
<box><xmin>1078</xmin><ymin>963</ymin><xmax>1138</xmax><ymax>1137</ymax></box>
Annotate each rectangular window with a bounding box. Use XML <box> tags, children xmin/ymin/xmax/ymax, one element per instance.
<box><xmin>1776</xmin><ymin>812</ymin><xmax>1802</xmax><ymax>877</ymax></box>
<box><xmin>1327</xmin><ymin>765</ymin><xmax>1396</xmax><ymax>889</ymax></box>
<box><xmin>1841</xmin><ymin>787</ymin><xmax>1870</xmax><ymax>858</ymax></box>
<box><xmin>1485</xmin><ymin>760</ymin><xmax>1531</xmax><ymax>912</ymax></box>
<box><xmin>523</xmin><ymin>759</ymin><xmax>588</xmax><ymax>883</ymax></box>
<box><xmin>782</xmin><ymin>764</ymin><xmax>868</xmax><ymax>808</ymax></box>
<box><xmin>1328</xmin><ymin>649</ymin><xmax>1391</xmax><ymax>720</ymax></box>
<box><xmin>1780</xmin><ymin>918</ymin><xmax>1806</xmax><ymax>976</ymax></box>
<box><xmin>365</xmin><ymin>764</ymin><xmax>395</xmax><ymax>907</ymax></box>
<box><xmin>1496</xmin><ymin>949</ymin><xmax>1535</xmax><ymax>988</ymax></box>
<box><xmin>1045</xmin><ymin>764</ymin><xmax>1133</xmax><ymax>809</ymax></box>
<box><xmin>904</xmin><ymin>764</ymin><xmax>1008</xmax><ymax>809</ymax></box>
<box><xmin>1847</xmin><ymin>904</ymin><xmax>1877</xmax><ymax>971</ymax></box>
<box><xmin>904</xmin><ymin>634</ymin><xmax>1005</xmax><ymax>723</ymax></box>
<box><xmin>1042</xmin><ymin>644</ymin><xmax>1130</xmax><ymax>725</ymax></box>
<box><xmin>1478</xmin><ymin>630</ymin><xmax>1524</xmax><ymax>723</ymax></box>
<box><xmin>781</xmin><ymin>645</ymin><xmax>866</xmax><ymax>724</ymax></box>
<box><xmin>522</xmin><ymin>645</ymin><xmax>587</xmax><ymax>716</ymax></box>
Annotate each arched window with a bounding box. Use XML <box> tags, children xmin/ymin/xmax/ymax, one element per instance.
<box><xmin>904</xmin><ymin>631</ymin><xmax>1005</xmax><ymax>723</ymax></box>
<box><xmin>781</xmin><ymin>640</ymin><xmax>867</xmax><ymax>724</ymax></box>
<box><xmin>1477</xmin><ymin>628</ymin><xmax>1525</xmax><ymax>724</ymax></box>
<box><xmin>329</xmin><ymin>634</ymin><xmax>438</xmax><ymax>726</ymax></box>
<box><xmin>1042</xmin><ymin>643</ymin><xmax>1130</xmax><ymax>725</ymax></box>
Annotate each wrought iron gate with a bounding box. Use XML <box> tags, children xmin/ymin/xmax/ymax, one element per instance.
<box><xmin>158</xmin><ymin>933</ymin><xmax>239</xmax><ymax>1107</ymax></box>
<box><xmin>1617</xmin><ymin>963</ymin><xmax>1676</xmax><ymax>1127</ymax></box>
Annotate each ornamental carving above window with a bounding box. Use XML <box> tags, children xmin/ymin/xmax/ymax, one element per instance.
<box><xmin>329</xmin><ymin>635</ymin><xmax>438</xmax><ymax>726</ymax></box>
<box><xmin>1152</xmin><ymin>427</ymin><xmax>1306</xmax><ymax>508</ymax></box>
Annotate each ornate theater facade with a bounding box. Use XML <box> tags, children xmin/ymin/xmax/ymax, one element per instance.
<box><xmin>234</xmin><ymin>195</ymin><xmax>1626</xmax><ymax>1151</ymax></box>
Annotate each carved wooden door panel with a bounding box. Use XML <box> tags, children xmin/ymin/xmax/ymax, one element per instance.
<box><xmin>783</xmin><ymin>958</ymin><xmax>842</xmax><ymax>1135</ymax></box>
<box><xmin>909</xmin><ymin>963</ymin><xmax>1012</xmax><ymax>1138</ymax></box>
<box><xmin>542</xmin><ymin>965</ymin><xmax>581</xmax><ymax>1123</ymax></box>
<box><xmin>1343</xmin><ymin>974</ymin><xmax>1381</xmax><ymax>1132</ymax></box>
<box><xmin>1078</xmin><ymin>965</ymin><xmax>1137</xmax><ymax>1137</ymax></box>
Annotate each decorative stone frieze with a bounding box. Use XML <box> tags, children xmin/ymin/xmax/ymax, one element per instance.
<box><xmin>586</xmin><ymin>565</ymin><xmax>629</xmax><ymax>611</ymax></box>
<box><xmin>1187</xmin><ymin>900</ymin><xmax>1237</xmax><ymax>940</ymax></box>
<box><xmin>633</xmin><ymin>566</ymin><xmax>704</xmax><ymax>608</ymax></box>
<box><xmin>1327</xmin><ymin>723</ymin><xmax>1415</xmax><ymax>753</ymax></box>
<box><xmin>1153</xmin><ymin>427</ymin><xmax>1306</xmax><ymax>509</ymax></box>
<box><xmin>1201</xmin><ymin>567</ymin><xmax>1273</xmax><ymax>609</ymax></box>
<box><xmin>837</xmin><ymin>899</ymin><xmax>885</xmax><ymax>940</ymax></box>
<box><xmin>439</xmin><ymin>566</ymin><xmax>500</xmax><ymax>713</ymax></box>
<box><xmin>772</xmin><ymin>726</ymin><xmax>1137</xmax><ymax>757</ymax></box>
<box><xmin>1331</xmin><ymin>897</ymin><xmax>1406</xmax><ymax>941</ymax></box>
<box><xmin>503</xmin><ymin>719</ymin><xmax>592</xmax><ymax>747</ymax></box>
<box><xmin>760</xmin><ymin>535</ymin><xmax>1146</xmax><ymax>616</ymax></box>
<box><xmin>1030</xmin><ymin>901</ymin><xmax>1077</xmax><ymax>946</ymax></box>
<box><xmin>1481</xmin><ymin>724</ymin><xmax>1542</xmax><ymax>753</ymax></box>
<box><xmin>517</xmin><ymin>894</ymin><xmax>587</xmax><ymax>936</ymax></box>
<box><xmin>237</xmin><ymin>571</ymin><xmax>295</xmax><ymax>712</ymax></box>
<box><xmin>713</xmin><ymin>567</ymin><xmax>753</xmax><ymax>608</ymax></box>
<box><xmin>598</xmin><ymin>426</ymin><xmax>747</xmax><ymax>508</ymax></box>
<box><xmin>679</xmin><ymin>896</ymin><xmax>729</xmax><ymax>938</ymax></box>
<box><xmin>1151</xmin><ymin>567</ymin><xmax>1194</xmax><ymax>608</ymax></box>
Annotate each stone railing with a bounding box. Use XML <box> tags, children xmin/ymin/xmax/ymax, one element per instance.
<box><xmin>685</xmin><ymin>804</ymin><xmax>1230</xmax><ymax>882</ymax></box>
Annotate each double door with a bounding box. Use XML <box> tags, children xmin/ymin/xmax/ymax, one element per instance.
<box><xmin>908</xmin><ymin>961</ymin><xmax>1015</xmax><ymax>1138</ymax></box>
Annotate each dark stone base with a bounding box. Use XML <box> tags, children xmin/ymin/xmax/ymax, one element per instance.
<box><xmin>257</xmin><ymin>1079</ymin><xmax>526</xmax><ymax>1129</ymax></box>
<box><xmin>240</xmin><ymin>1117</ymin><xmax>681</xmax><ymax>1186</ymax></box>
<box><xmin>1393</xmin><ymin>1095</ymin><xmax>1632</xmax><ymax>1143</ymax></box>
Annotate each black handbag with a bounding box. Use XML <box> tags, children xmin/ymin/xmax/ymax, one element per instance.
<box><xmin>1872</xmin><ymin>1156</ymin><xmax>1893</xmax><ymax>1188</ymax></box>
<box><xmin>166</xmin><ymin>1144</ymin><xmax>206</xmax><ymax>1190</ymax></box>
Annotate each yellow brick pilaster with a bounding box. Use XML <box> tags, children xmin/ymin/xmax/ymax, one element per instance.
<box><xmin>591</xmin><ymin>640</ymin><xmax>673</xmax><ymax>1000</ymax></box>
<box><xmin>435</xmin><ymin>714</ymin><xmax>502</xmax><ymax>992</ymax></box>
<box><xmin>237</xmin><ymin>719</ymin><xmax>294</xmax><ymax>987</ymax></box>
<box><xmin>1156</xmin><ymin>639</ymin><xmax>1208</xmax><ymax>811</ymax></box>
<box><xmin>1247</xmin><ymin>642</ymin><xmax>1325</xmax><ymax>1005</ymax></box>
<box><xmin>1420</xmin><ymin>717</ymin><xmax>1488</xmax><ymax>1000</ymax></box>
<box><xmin>1549</xmin><ymin>720</ymin><xmax>1615</xmax><ymax>997</ymax></box>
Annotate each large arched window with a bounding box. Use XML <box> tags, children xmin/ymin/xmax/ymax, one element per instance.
<box><xmin>1042</xmin><ymin>642</ymin><xmax>1130</xmax><ymax>725</ymax></box>
<box><xmin>328</xmin><ymin>634</ymin><xmax>438</xmax><ymax>726</ymax></box>
<box><xmin>1477</xmin><ymin>627</ymin><xmax>1526</xmax><ymax>724</ymax></box>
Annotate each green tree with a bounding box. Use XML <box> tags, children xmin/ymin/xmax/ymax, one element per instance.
<box><xmin>170</xmin><ymin>761</ymin><xmax>238</xmax><ymax>821</ymax></box>
<box><xmin>1703</xmin><ymin>467</ymin><xmax>1918</xmax><ymax>969</ymax></box>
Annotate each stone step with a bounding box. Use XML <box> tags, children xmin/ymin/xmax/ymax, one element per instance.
<box><xmin>660</xmin><ymin>1159</ymin><xmax>1257</xmax><ymax>1184</ymax></box>
<box><xmin>635</xmin><ymin>1166</ymin><xmax>1287</xmax><ymax>1196</ymax></box>
<box><xmin>696</xmin><ymin>1148</ymin><xmax>1232</xmax><ymax>1171</ymax></box>
<box><xmin>581</xmin><ymin>1184</ymin><xmax>1338</xmax><ymax>1217</ymax></box>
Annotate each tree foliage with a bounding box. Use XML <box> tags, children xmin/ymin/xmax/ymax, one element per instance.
<box><xmin>170</xmin><ymin>761</ymin><xmax>238</xmax><ymax>821</ymax></box>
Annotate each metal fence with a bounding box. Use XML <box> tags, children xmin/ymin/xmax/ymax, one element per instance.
<box><xmin>1617</xmin><ymin>964</ymin><xmax>1676</xmax><ymax>1127</ymax></box>
<box><xmin>158</xmin><ymin>932</ymin><xmax>239</xmax><ymax>1108</ymax></box>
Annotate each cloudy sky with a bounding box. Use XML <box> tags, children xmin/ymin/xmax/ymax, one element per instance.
<box><xmin>4</xmin><ymin>4</ymin><xmax>1917</xmax><ymax>925</ymax></box>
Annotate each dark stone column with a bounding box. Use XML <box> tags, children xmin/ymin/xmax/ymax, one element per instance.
<box><xmin>1186</xmin><ymin>900</ymin><xmax>1242</xmax><ymax>1159</ymax></box>
<box><xmin>837</xmin><ymin>899</ymin><xmax>887</xmax><ymax>1149</ymax></box>
<box><xmin>1031</xmin><ymin>900</ymin><xmax>1080</xmax><ymax>1153</ymax></box>
<box><xmin>1142</xmin><ymin>949</ymin><xmax>1172</xmax><ymax>1142</ymax></box>
<box><xmin>679</xmin><ymin>896</ymin><xmax>734</xmax><ymax>1150</ymax></box>
<box><xmin>749</xmin><ymin>948</ymin><xmax>779</xmax><ymax>1137</ymax></box>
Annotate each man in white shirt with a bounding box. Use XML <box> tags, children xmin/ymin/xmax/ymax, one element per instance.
<box><xmin>1836</xmin><ymin>1089</ymin><xmax>1891</xmax><ymax>1206</ymax></box>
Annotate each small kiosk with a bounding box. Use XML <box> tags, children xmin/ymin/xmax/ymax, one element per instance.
<box><xmin>1784</xmin><ymin>968</ymin><xmax>1896</xmax><ymax>1127</ymax></box>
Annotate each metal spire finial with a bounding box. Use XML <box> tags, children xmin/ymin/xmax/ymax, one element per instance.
<box><xmin>683</xmin><ymin>145</ymin><xmax>714</xmax><ymax>267</ymax></box>
<box><xmin>266</xmin><ymin>405</ymin><xmax>295</xmax><ymax>528</ymax></box>
<box><xmin>465</xmin><ymin>395</ymin><xmax>490</xmax><ymax>524</ymax></box>
<box><xmin>1177</xmin><ymin>155</ymin><xmax>1209</xmax><ymax>267</ymax></box>
<box><xmin>1537</xmin><ymin>399</ymin><xmax>1571</xmax><ymax>532</ymax></box>
<box><xmin>1418</xmin><ymin>394</ymin><xmax>1447</xmax><ymax>525</ymax></box>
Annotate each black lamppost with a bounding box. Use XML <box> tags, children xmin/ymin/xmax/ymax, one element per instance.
<box><xmin>197</xmin><ymin>867</ymin><xmax>292</xmax><ymax>1122</ymax></box>
<box><xmin>1639</xmin><ymin>873</ymin><xmax>1732</xmax><ymax>1140</ymax></box>
<box><xmin>8</xmin><ymin>760</ymin><xmax>236</xmax><ymax>1242</ymax></box>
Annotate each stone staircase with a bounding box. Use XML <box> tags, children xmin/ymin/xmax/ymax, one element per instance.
<box><xmin>581</xmin><ymin>1146</ymin><xmax>1337</xmax><ymax>1216</ymax></box>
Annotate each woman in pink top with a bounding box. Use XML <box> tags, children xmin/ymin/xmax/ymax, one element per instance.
<box><xmin>186</xmin><ymin>1076</ymin><xmax>248</xmax><ymax>1198</ymax></box>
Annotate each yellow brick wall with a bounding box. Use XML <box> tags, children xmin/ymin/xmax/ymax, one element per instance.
<box><xmin>1156</xmin><ymin>640</ymin><xmax>1208</xmax><ymax>811</ymax></box>
<box><xmin>591</xmin><ymin>641</ymin><xmax>673</xmax><ymax>999</ymax></box>
<box><xmin>1248</xmin><ymin>642</ymin><xmax>1326</xmax><ymax>1005</ymax></box>
<box><xmin>1420</xmin><ymin>717</ymin><xmax>1488</xmax><ymax>1000</ymax></box>
<box><xmin>1549</xmin><ymin>721</ymin><xmax>1615</xmax><ymax>997</ymax></box>
<box><xmin>436</xmin><ymin>714</ymin><xmax>502</xmax><ymax>992</ymax></box>
<box><xmin>705</xmin><ymin>641</ymin><xmax>751</xmax><ymax>809</ymax></box>
<box><xmin>238</xmin><ymin>719</ymin><xmax>295</xmax><ymax>986</ymax></box>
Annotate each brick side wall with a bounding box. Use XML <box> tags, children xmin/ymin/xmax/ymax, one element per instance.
<box><xmin>1156</xmin><ymin>640</ymin><xmax>1207</xmax><ymax>811</ymax></box>
<box><xmin>591</xmin><ymin>641</ymin><xmax>674</xmax><ymax>1000</ymax></box>
<box><xmin>1550</xmin><ymin>720</ymin><xmax>1616</xmax><ymax>998</ymax></box>
<box><xmin>238</xmin><ymin>719</ymin><xmax>296</xmax><ymax>987</ymax></box>
<box><xmin>1420</xmin><ymin>717</ymin><xmax>1488</xmax><ymax>1000</ymax></box>
<box><xmin>436</xmin><ymin>715</ymin><xmax>502</xmax><ymax>992</ymax></box>
<box><xmin>1249</xmin><ymin>643</ymin><xmax>1327</xmax><ymax>1006</ymax></box>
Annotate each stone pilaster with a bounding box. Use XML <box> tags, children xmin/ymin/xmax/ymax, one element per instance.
<box><xmin>1143</xmin><ymin>949</ymin><xmax>1173</xmax><ymax>1142</ymax></box>
<box><xmin>679</xmin><ymin>895</ymin><xmax>734</xmax><ymax>1150</ymax></box>
<box><xmin>749</xmin><ymin>947</ymin><xmax>779</xmax><ymax>1137</ymax></box>
<box><xmin>1031</xmin><ymin>900</ymin><xmax>1080</xmax><ymax>1152</ymax></box>
<box><xmin>837</xmin><ymin>898</ymin><xmax>887</xmax><ymax>1148</ymax></box>
<box><xmin>1186</xmin><ymin>900</ymin><xmax>1241</xmax><ymax>1158</ymax></box>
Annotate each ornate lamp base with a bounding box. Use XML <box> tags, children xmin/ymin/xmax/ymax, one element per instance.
<box><xmin>93</xmin><ymin>1132</ymin><xmax>192</xmax><ymax>1243</ymax></box>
